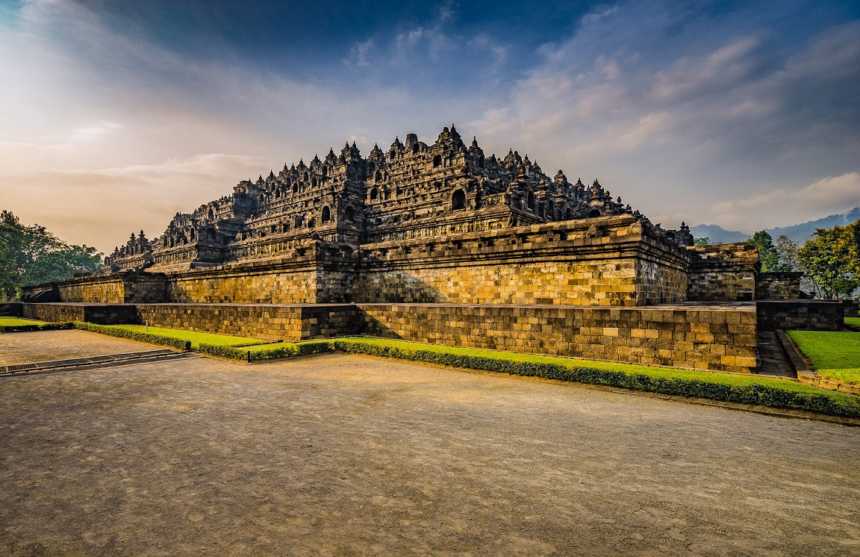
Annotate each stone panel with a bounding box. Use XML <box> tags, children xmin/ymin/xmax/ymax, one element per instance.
<box><xmin>168</xmin><ymin>270</ymin><xmax>318</xmax><ymax>304</ymax></box>
<box><xmin>756</xmin><ymin>301</ymin><xmax>844</xmax><ymax>331</ymax></box>
<box><xmin>756</xmin><ymin>272</ymin><xmax>802</xmax><ymax>300</ymax></box>
<box><xmin>355</xmin><ymin>260</ymin><xmax>640</xmax><ymax>305</ymax></box>
<box><xmin>22</xmin><ymin>303</ymin><xmax>139</xmax><ymax>324</ymax></box>
<box><xmin>687</xmin><ymin>243</ymin><xmax>758</xmax><ymax>302</ymax></box>
<box><xmin>358</xmin><ymin>303</ymin><xmax>758</xmax><ymax>373</ymax></box>
<box><xmin>57</xmin><ymin>279</ymin><xmax>125</xmax><ymax>304</ymax></box>
<box><xmin>136</xmin><ymin>303</ymin><xmax>358</xmax><ymax>341</ymax></box>
<box><xmin>356</xmin><ymin>216</ymin><xmax>690</xmax><ymax>306</ymax></box>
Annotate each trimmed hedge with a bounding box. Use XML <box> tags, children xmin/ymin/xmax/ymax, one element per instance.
<box><xmin>197</xmin><ymin>340</ymin><xmax>332</xmax><ymax>361</ymax></box>
<box><xmin>74</xmin><ymin>322</ymin><xmax>191</xmax><ymax>351</ymax></box>
<box><xmin>196</xmin><ymin>336</ymin><xmax>860</xmax><ymax>419</ymax></box>
<box><xmin>327</xmin><ymin>338</ymin><xmax>860</xmax><ymax>419</ymax></box>
<box><xmin>71</xmin><ymin>323</ymin><xmax>860</xmax><ymax>419</ymax></box>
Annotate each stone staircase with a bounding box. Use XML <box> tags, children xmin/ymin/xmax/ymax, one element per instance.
<box><xmin>0</xmin><ymin>349</ymin><xmax>191</xmax><ymax>378</ymax></box>
<box><xmin>753</xmin><ymin>330</ymin><xmax>796</xmax><ymax>378</ymax></box>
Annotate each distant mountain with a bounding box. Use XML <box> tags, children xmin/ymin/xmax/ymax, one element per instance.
<box><xmin>690</xmin><ymin>224</ymin><xmax>748</xmax><ymax>244</ymax></box>
<box><xmin>768</xmin><ymin>207</ymin><xmax>860</xmax><ymax>244</ymax></box>
<box><xmin>692</xmin><ymin>207</ymin><xmax>860</xmax><ymax>245</ymax></box>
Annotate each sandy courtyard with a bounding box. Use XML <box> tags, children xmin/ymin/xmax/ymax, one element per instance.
<box><xmin>1</xmin><ymin>351</ymin><xmax>858</xmax><ymax>555</ymax></box>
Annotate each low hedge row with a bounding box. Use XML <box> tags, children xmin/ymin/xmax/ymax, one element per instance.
<box><xmin>197</xmin><ymin>340</ymin><xmax>331</xmax><ymax>361</ymax></box>
<box><xmin>74</xmin><ymin>322</ymin><xmax>191</xmax><ymax>351</ymax></box>
<box><xmin>70</xmin><ymin>324</ymin><xmax>860</xmax><ymax>419</ymax></box>
<box><xmin>325</xmin><ymin>338</ymin><xmax>860</xmax><ymax>419</ymax></box>
<box><xmin>0</xmin><ymin>322</ymin><xmax>74</xmax><ymax>333</ymax></box>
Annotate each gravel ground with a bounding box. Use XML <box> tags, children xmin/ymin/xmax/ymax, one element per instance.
<box><xmin>0</xmin><ymin>329</ymin><xmax>156</xmax><ymax>366</ymax></box>
<box><xmin>1</xmin><ymin>352</ymin><xmax>858</xmax><ymax>556</ymax></box>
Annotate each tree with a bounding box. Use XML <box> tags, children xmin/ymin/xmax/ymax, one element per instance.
<box><xmin>773</xmin><ymin>235</ymin><xmax>800</xmax><ymax>272</ymax></box>
<box><xmin>693</xmin><ymin>236</ymin><xmax>710</xmax><ymax>246</ymax></box>
<box><xmin>797</xmin><ymin>222</ymin><xmax>860</xmax><ymax>300</ymax></box>
<box><xmin>747</xmin><ymin>230</ymin><xmax>779</xmax><ymax>272</ymax></box>
<box><xmin>0</xmin><ymin>210</ymin><xmax>102</xmax><ymax>300</ymax></box>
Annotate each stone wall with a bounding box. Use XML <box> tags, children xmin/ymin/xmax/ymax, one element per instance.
<box><xmin>57</xmin><ymin>278</ymin><xmax>125</xmax><ymax>304</ymax></box>
<box><xmin>687</xmin><ymin>243</ymin><xmax>758</xmax><ymax>302</ymax></box>
<box><xmin>0</xmin><ymin>302</ymin><xmax>22</xmax><ymax>316</ymax></box>
<box><xmin>355</xmin><ymin>216</ymin><xmax>690</xmax><ymax>306</ymax></box>
<box><xmin>21</xmin><ymin>300</ymin><xmax>759</xmax><ymax>372</ymax></box>
<box><xmin>136</xmin><ymin>303</ymin><xmax>358</xmax><ymax>341</ymax></box>
<box><xmin>164</xmin><ymin>244</ymin><xmax>356</xmax><ymax>304</ymax></box>
<box><xmin>756</xmin><ymin>272</ymin><xmax>802</xmax><ymax>300</ymax></box>
<box><xmin>124</xmin><ymin>273</ymin><xmax>169</xmax><ymax>303</ymax></box>
<box><xmin>756</xmin><ymin>301</ymin><xmax>844</xmax><ymax>331</ymax></box>
<box><xmin>636</xmin><ymin>258</ymin><xmax>689</xmax><ymax>306</ymax></box>
<box><xmin>21</xmin><ymin>303</ymin><xmax>139</xmax><ymax>324</ymax></box>
<box><xmin>168</xmin><ymin>269</ymin><xmax>318</xmax><ymax>304</ymax></box>
<box><xmin>26</xmin><ymin>216</ymin><xmax>697</xmax><ymax>307</ymax></box>
<box><xmin>359</xmin><ymin>303</ymin><xmax>758</xmax><ymax>372</ymax></box>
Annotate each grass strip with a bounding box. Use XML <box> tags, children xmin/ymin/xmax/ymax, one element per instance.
<box><xmin>788</xmin><ymin>329</ymin><xmax>860</xmax><ymax>387</ymax></box>
<box><xmin>846</xmin><ymin>317</ymin><xmax>860</xmax><ymax>331</ymax></box>
<box><xmin>788</xmin><ymin>330</ymin><xmax>860</xmax><ymax>370</ymax></box>
<box><xmin>208</xmin><ymin>336</ymin><xmax>860</xmax><ymax>419</ymax></box>
<box><xmin>74</xmin><ymin>322</ymin><xmax>192</xmax><ymax>351</ymax></box>
<box><xmin>78</xmin><ymin>323</ymin><xmax>267</xmax><ymax>350</ymax></box>
<box><xmin>0</xmin><ymin>316</ymin><xmax>73</xmax><ymax>333</ymax></box>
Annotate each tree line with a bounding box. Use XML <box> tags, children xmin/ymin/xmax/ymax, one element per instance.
<box><xmin>0</xmin><ymin>210</ymin><xmax>103</xmax><ymax>301</ymax></box>
<box><xmin>744</xmin><ymin>221</ymin><xmax>860</xmax><ymax>300</ymax></box>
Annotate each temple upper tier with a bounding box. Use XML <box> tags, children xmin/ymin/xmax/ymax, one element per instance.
<box><xmin>106</xmin><ymin>125</ymin><xmax>692</xmax><ymax>272</ymax></box>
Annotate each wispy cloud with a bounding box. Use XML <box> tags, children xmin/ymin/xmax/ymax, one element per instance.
<box><xmin>1</xmin><ymin>0</ymin><xmax>859</xmax><ymax>251</ymax></box>
<box><xmin>469</xmin><ymin>3</ymin><xmax>860</xmax><ymax>229</ymax></box>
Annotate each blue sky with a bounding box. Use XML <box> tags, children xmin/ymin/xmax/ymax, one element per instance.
<box><xmin>1</xmin><ymin>0</ymin><xmax>859</xmax><ymax>252</ymax></box>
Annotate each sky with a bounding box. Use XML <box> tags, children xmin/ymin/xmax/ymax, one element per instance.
<box><xmin>1</xmin><ymin>0</ymin><xmax>859</xmax><ymax>254</ymax></box>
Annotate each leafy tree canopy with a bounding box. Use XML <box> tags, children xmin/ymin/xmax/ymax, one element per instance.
<box><xmin>773</xmin><ymin>235</ymin><xmax>800</xmax><ymax>272</ymax></box>
<box><xmin>747</xmin><ymin>230</ymin><xmax>779</xmax><ymax>272</ymax></box>
<box><xmin>797</xmin><ymin>221</ymin><xmax>860</xmax><ymax>300</ymax></box>
<box><xmin>0</xmin><ymin>210</ymin><xmax>102</xmax><ymax>300</ymax></box>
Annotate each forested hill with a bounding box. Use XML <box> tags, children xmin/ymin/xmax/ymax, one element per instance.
<box><xmin>692</xmin><ymin>207</ymin><xmax>860</xmax><ymax>244</ymax></box>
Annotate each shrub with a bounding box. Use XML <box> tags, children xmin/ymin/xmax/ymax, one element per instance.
<box><xmin>327</xmin><ymin>338</ymin><xmax>860</xmax><ymax>419</ymax></box>
<box><xmin>198</xmin><ymin>340</ymin><xmax>333</xmax><ymax>361</ymax></box>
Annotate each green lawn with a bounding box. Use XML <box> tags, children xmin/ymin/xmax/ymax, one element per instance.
<box><xmin>0</xmin><ymin>316</ymin><xmax>72</xmax><ymax>332</ymax></box>
<box><xmin>846</xmin><ymin>316</ymin><xmax>860</xmax><ymax>330</ymax></box>
<box><xmin>0</xmin><ymin>316</ymin><xmax>50</xmax><ymax>327</ymax></box>
<box><xmin>94</xmin><ymin>324</ymin><xmax>267</xmax><ymax>349</ymax></box>
<box><xmin>788</xmin><ymin>329</ymin><xmax>860</xmax><ymax>386</ymax></box>
<box><xmin>198</xmin><ymin>336</ymin><xmax>860</xmax><ymax>418</ymax></box>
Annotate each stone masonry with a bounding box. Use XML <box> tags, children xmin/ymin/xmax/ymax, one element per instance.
<box><xmin>20</xmin><ymin>125</ymin><xmax>829</xmax><ymax>375</ymax></box>
<box><xmin>359</xmin><ymin>303</ymin><xmax>758</xmax><ymax>373</ymax></box>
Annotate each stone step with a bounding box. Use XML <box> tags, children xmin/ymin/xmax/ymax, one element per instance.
<box><xmin>0</xmin><ymin>350</ymin><xmax>189</xmax><ymax>377</ymax></box>
<box><xmin>753</xmin><ymin>330</ymin><xmax>796</xmax><ymax>378</ymax></box>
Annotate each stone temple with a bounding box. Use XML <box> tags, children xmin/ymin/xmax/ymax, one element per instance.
<box><xmin>24</xmin><ymin>125</ymin><xmax>839</xmax><ymax>374</ymax></box>
<box><xmin>104</xmin><ymin>124</ymin><xmax>698</xmax><ymax>305</ymax></box>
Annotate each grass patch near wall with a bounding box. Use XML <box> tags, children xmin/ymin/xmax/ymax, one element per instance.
<box><xmin>85</xmin><ymin>324</ymin><xmax>268</xmax><ymax>350</ymax></box>
<box><xmin>788</xmin><ymin>329</ymin><xmax>860</xmax><ymax>386</ymax></box>
<box><xmin>207</xmin><ymin>336</ymin><xmax>860</xmax><ymax>419</ymax></box>
<box><xmin>846</xmin><ymin>317</ymin><xmax>860</xmax><ymax>330</ymax></box>
<box><xmin>0</xmin><ymin>316</ymin><xmax>73</xmax><ymax>332</ymax></box>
